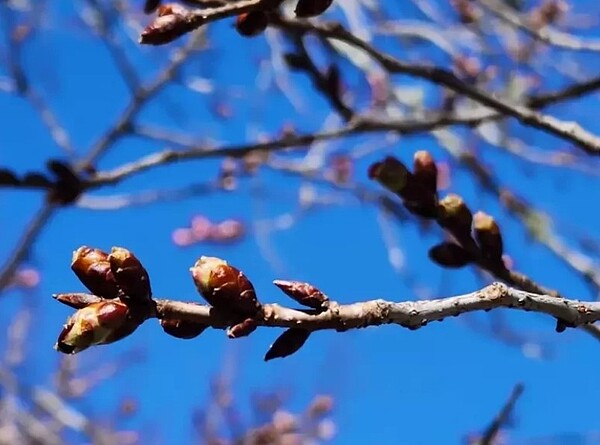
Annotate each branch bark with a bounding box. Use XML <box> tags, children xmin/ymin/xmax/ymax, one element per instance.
<box><xmin>58</xmin><ymin>283</ymin><xmax>600</xmax><ymax>334</ymax></box>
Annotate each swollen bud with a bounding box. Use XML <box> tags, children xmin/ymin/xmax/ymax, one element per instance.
<box><xmin>294</xmin><ymin>0</ymin><xmax>334</xmax><ymax>17</ymax></box>
<box><xmin>428</xmin><ymin>242</ymin><xmax>472</xmax><ymax>268</ymax></box>
<box><xmin>264</xmin><ymin>328</ymin><xmax>310</xmax><ymax>361</ymax></box>
<box><xmin>235</xmin><ymin>11</ymin><xmax>268</xmax><ymax>37</ymax></box>
<box><xmin>473</xmin><ymin>211</ymin><xmax>504</xmax><ymax>264</ymax></box>
<box><xmin>139</xmin><ymin>4</ymin><xmax>193</xmax><ymax>45</ymax></box>
<box><xmin>55</xmin><ymin>301</ymin><xmax>138</xmax><ymax>354</ymax></box>
<box><xmin>437</xmin><ymin>194</ymin><xmax>473</xmax><ymax>242</ymax></box>
<box><xmin>71</xmin><ymin>246</ymin><xmax>120</xmax><ymax>298</ymax></box>
<box><xmin>160</xmin><ymin>318</ymin><xmax>208</xmax><ymax>339</ymax></box>
<box><xmin>109</xmin><ymin>247</ymin><xmax>152</xmax><ymax>303</ymax></box>
<box><xmin>273</xmin><ymin>280</ymin><xmax>329</xmax><ymax>310</ymax></box>
<box><xmin>368</xmin><ymin>156</ymin><xmax>410</xmax><ymax>194</ymax></box>
<box><xmin>190</xmin><ymin>256</ymin><xmax>261</xmax><ymax>317</ymax></box>
<box><xmin>412</xmin><ymin>150</ymin><xmax>438</xmax><ymax>194</ymax></box>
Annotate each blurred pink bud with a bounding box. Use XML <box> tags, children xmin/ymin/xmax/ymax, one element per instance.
<box><xmin>329</xmin><ymin>154</ymin><xmax>353</xmax><ymax>185</ymax></box>
<box><xmin>11</xmin><ymin>267</ymin><xmax>41</xmax><ymax>289</ymax></box>
<box><xmin>172</xmin><ymin>228</ymin><xmax>195</xmax><ymax>247</ymax></box>
<box><xmin>191</xmin><ymin>215</ymin><xmax>212</xmax><ymax>241</ymax></box>
<box><xmin>211</xmin><ymin>219</ymin><xmax>245</xmax><ymax>242</ymax></box>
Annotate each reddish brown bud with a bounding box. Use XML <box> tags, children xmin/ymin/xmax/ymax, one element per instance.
<box><xmin>473</xmin><ymin>211</ymin><xmax>504</xmax><ymax>263</ymax></box>
<box><xmin>53</xmin><ymin>293</ymin><xmax>104</xmax><ymax>309</ymax></box>
<box><xmin>160</xmin><ymin>318</ymin><xmax>208</xmax><ymax>339</ymax></box>
<box><xmin>71</xmin><ymin>246</ymin><xmax>120</xmax><ymax>298</ymax></box>
<box><xmin>264</xmin><ymin>328</ymin><xmax>310</xmax><ymax>361</ymax></box>
<box><xmin>428</xmin><ymin>242</ymin><xmax>472</xmax><ymax>268</ymax></box>
<box><xmin>139</xmin><ymin>5</ymin><xmax>193</xmax><ymax>45</ymax></box>
<box><xmin>109</xmin><ymin>247</ymin><xmax>152</xmax><ymax>303</ymax></box>
<box><xmin>55</xmin><ymin>301</ymin><xmax>138</xmax><ymax>354</ymax></box>
<box><xmin>294</xmin><ymin>0</ymin><xmax>334</xmax><ymax>18</ymax></box>
<box><xmin>235</xmin><ymin>11</ymin><xmax>268</xmax><ymax>37</ymax></box>
<box><xmin>273</xmin><ymin>280</ymin><xmax>329</xmax><ymax>310</ymax></box>
<box><xmin>227</xmin><ymin>317</ymin><xmax>258</xmax><ymax>338</ymax></box>
<box><xmin>190</xmin><ymin>256</ymin><xmax>261</xmax><ymax>316</ymax></box>
<box><xmin>437</xmin><ymin>194</ymin><xmax>473</xmax><ymax>241</ymax></box>
<box><xmin>412</xmin><ymin>150</ymin><xmax>438</xmax><ymax>194</ymax></box>
<box><xmin>368</xmin><ymin>156</ymin><xmax>410</xmax><ymax>194</ymax></box>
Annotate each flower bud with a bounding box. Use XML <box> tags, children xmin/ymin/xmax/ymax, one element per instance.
<box><xmin>139</xmin><ymin>5</ymin><xmax>193</xmax><ymax>45</ymax></box>
<box><xmin>428</xmin><ymin>242</ymin><xmax>472</xmax><ymax>268</ymax></box>
<box><xmin>53</xmin><ymin>292</ymin><xmax>104</xmax><ymax>309</ymax></box>
<box><xmin>160</xmin><ymin>318</ymin><xmax>208</xmax><ymax>339</ymax></box>
<box><xmin>235</xmin><ymin>11</ymin><xmax>268</xmax><ymax>37</ymax></box>
<box><xmin>473</xmin><ymin>211</ymin><xmax>504</xmax><ymax>264</ymax></box>
<box><xmin>437</xmin><ymin>194</ymin><xmax>473</xmax><ymax>242</ymax></box>
<box><xmin>71</xmin><ymin>246</ymin><xmax>120</xmax><ymax>298</ymax></box>
<box><xmin>227</xmin><ymin>317</ymin><xmax>258</xmax><ymax>338</ymax></box>
<box><xmin>294</xmin><ymin>0</ymin><xmax>334</xmax><ymax>17</ymax></box>
<box><xmin>412</xmin><ymin>150</ymin><xmax>438</xmax><ymax>194</ymax></box>
<box><xmin>55</xmin><ymin>301</ymin><xmax>138</xmax><ymax>354</ymax></box>
<box><xmin>109</xmin><ymin>247</ymin><xmax>152</xmax><ymax>303</ymax></box>
<box><xmin>190</xmin><ymin>256</ymin><xmax>261</xmax><ymax>316</ymax></box>
<box><xmin>273</xmin><ymin>280</ymin><xmax>329</xmax><ymax>310</ymax></box>
<box><xmin>264</xmin><ymin>328</ymin><xmax>310</xmax><ymax>361</ymax></box>
<box><xmin>368</xmin><ymin>157</ymin><xmax>410</xmax><ymax>194</ymax></box>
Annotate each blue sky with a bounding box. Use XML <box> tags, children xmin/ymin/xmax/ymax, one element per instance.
<box><xmin>2</xmin><ymin>1</ymin><xmax>600</xmax><ymax>444</ymax></box>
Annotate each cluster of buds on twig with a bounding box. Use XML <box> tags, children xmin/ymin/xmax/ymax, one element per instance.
<box><xmin>140</xmin><ymin>0</ymin><xmax>335</xmax><ymax>45</ymax></box>
<box><xmin>54</xmin><ymin>248</ymin><xmax>331</xmax><ymax>360</ymax></box>
<box><xmin>54</xmin><ymin>246</ymin><xmax>154</xmax><ymax>354</ymax></box>
<box><xmin>369</xmin><ymin>151</ymin><xmax>439</xmax><ymax>218</ymax></box>
<box><xmin>172</xmin><ymin>214</ymin><xmax>246</xmax><ymax>247</ymax></box>
<box><xmin>369</xmin><ymin>153</ymin><xmax>507</xmax><ymax>271</ymax></box>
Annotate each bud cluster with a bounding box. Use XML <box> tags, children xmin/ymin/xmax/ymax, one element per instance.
<box><xmin>54</xmin><ymin>246</ymin><xmax>155</xmax><ymax>354</ymax></box>
<box><xmin>172</xmin><ymin>215</ymin><xmax>245</xmax><ymax>247</ymax></box>
<box><xmin>368</xmin><ymin>152</ymin><xmax>439</xmax><ymax>218</ymax></box>
<box><xmin>55</xmin><ymin>250</ymin><xmax>333</xmax><ymax>361</ymax></box>
<box><xmin>369</xmin><ymin>153</ymin><xmax>507</xmax><ymax>271</ymax></box>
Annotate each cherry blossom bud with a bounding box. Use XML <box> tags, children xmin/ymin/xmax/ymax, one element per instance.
<box><xmin>109</xmin><ymin>247</ymin><xmax>152</xmax><ymax>303</ymax></box>
<box><xmin>55</xmin><ymin>301</ymin><xmax>138</xmax><ymax>354</ymax></box>
<box><xmin>368</xmin><ymin>157</ymin><xmax>410</xmax><ymax>194</ymax></box>
<box><xmin>190</xmin><ymin>256</ymin><xmax>261</xmax><ymax>316</ymax></box>
<box><xmin>437</xmin><ymin>194</ymin><xmax>473</xmax><ymax>242</ymax></box>
<box><xmin>264</xmin><ymin>328</ymin><xmax>310</xmax><ymax>361</ymax></box>
<box><xmin>273</xmin><ymin>280</ymin><xmax>329</xmax><ymax>310</ymax></box>
<box><xmin>71</xmin><ymin>246</ymin><xmax>120</xmax><ymax>298</ymax></box>
<box><xmin>139</xmin><ymin>4</ymin><xmax>194</xmax><ymax>45</ymax></box>
<box><xmin>428</xmin><ymin>242</ymin><xmax>472</xmax><ymax>268</ymax></box>
<box><xmin>160</xmin><ymin>318</ymin><xmax>208</xmax><ymax>339</ymax></box>
<box><xmin>473</xmin><ymin>211</ymin><xmax>504</xmax><ymax>264</ymax></box>
<box><xmin>412</xmin><ymin>150</ymin><xmax>438</xmax><ymax>194</ymax></box>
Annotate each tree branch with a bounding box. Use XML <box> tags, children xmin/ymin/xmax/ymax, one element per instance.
<box><xmin>88</xmin><ymin>282</ymin><xmax>600</xmax><ymax>334</ymax></box>
<box><xmin>272</xmin><ymin>17</ymin><xmax>600</xmax><ymax>156</ymax></box>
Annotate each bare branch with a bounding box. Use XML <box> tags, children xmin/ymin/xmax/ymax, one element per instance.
<box><xmin>70</xmin><ymin>282</ymin><xmax>600</xmax><ymax>334</ymax></box>
<box><xmin>273</xmin><ymin>17</ymin><xmax>600</xmax><ymax>156</ymax></box>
